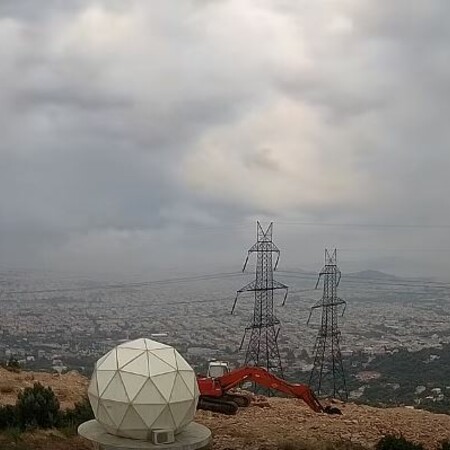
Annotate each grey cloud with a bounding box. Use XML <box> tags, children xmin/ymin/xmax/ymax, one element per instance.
<box><xmin>244</xmin><ymin>148</ymin><xmax>281</xmax><ymax>172</ymax></box>
<box><xmin>0</xmin><ymin>1</ymin><xmax>449</xmax><ymax>277</ymax></box>
<box><xmin>0</xmin><ymin>1</ymin><xmax>89</xmax><ymax>24</ymax></box>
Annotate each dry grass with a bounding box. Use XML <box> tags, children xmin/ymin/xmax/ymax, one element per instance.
<box><xmin>0</xmin><ymin>368</ymin><xmax>88</xmax><ymax>410</ymax></box>
<box><xmin>0</xmin><ymin>430</ymin><xmax>91</xmax><ymax>450</ymax></box>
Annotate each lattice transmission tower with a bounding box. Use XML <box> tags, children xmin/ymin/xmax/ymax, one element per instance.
<box><xmin>231</xmin><ymin>221</ymin><xmax>288</xmax><ymax>376</ymax></box>
<box><xmin>307</xmin><ymin>249</ymin><xmax>348</xmax><ymax>400</ymax></box>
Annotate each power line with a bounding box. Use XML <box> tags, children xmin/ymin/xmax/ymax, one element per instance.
<box><xmin>340</xmin><ymin>248</ymin><xmax>450</xmax><ymax>253</ymax></box>
<box><xmin>4</xmin><ymin>262</ymin><xmax>450</xmax><ymax>302</ymax></box>
<box><xmin>277</xmin><ymin>270</ymin><xmax>450</xmax><ymax>290</ymax></box>
<box><xmin>276</xmin><ymin>221</ymin><xmax>450</xmax><ymax>230</ymax></box>
<box><xmin>1</xmin><ymin>271</ymin><xmax>247</xmax><ymax>296</ymax></box>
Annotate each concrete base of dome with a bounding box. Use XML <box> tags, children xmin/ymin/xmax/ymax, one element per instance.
<box><xmin>78</xmin><ymin>420</ymin><xmax>211</xmax><ymax>450</ymax></box>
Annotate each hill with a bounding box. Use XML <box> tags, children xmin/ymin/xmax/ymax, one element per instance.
<box><xmin>2</xmin><ymin>370</ymin><xmax>450</xmax><ymax>450</ymax></box>
<box><xmin>346</xmin><ymin>270</ymin><xmax>399</xmax><ymax>281</ymax></box>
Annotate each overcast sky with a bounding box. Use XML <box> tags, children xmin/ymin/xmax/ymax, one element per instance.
<box><xmin>1</xmin><ymin>0</ymin><xmax>450</xmax><ymax>279</ymax></box>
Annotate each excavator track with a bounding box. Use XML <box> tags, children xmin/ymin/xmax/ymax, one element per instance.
<box><xmin>223</xmin><ymin>393</ymin><xmax>251</xmax><ymax>407</ymax></box>
<box><xmin>198</xmin><ymin>397</ymin><xmax>239</xmax><ymax>415</ymax></box>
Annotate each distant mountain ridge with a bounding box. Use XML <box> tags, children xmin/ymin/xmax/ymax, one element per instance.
<box><xmin>345</xmin><ymin>269</ymin><xmax>400</xmax><ymax>280</ymax></box>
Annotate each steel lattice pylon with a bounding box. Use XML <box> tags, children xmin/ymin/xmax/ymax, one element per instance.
<box><xmin>231</xmin><ymin>222</ymin><xmax>288</xmax><ymax>377</ymax></box>
<box><xmin>308</xmin><ymin>249</ymin><xmax>348</xmax><ymax>400</ymax></box>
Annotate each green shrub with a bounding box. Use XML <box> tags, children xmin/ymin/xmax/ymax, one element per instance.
<box><xmin>16</xmin><ymin>382</ymin><xmax>60</xmax><ymax>429</ymax></box>
<box><xmin>60</xmin><ymin>397</ymin><xmax>94</xmax><ymax>428</ymax></box>
<box><xmin>0</xmin><ymin>405</ymin><xmax>18</xmax><ymax>429</ymax></box>
<box><xmin>376</xmin><ymin>435</ymin><xmax>424</xmax><ymax>450</ymax></box>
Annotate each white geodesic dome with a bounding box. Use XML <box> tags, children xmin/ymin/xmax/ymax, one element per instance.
<box><xmin>88</xmin><ymin>338</ymin><xmax>199</xmax><ymax>440</ymax></box>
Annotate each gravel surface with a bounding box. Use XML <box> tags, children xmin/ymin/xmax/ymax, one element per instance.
<box><xmin>195</xmin><ymin>397</ymin><xmax>450</xmax><ymax>450</ymax></box>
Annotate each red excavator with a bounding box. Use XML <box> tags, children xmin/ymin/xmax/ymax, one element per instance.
<box><xmin>197</xmin><ymin>365</ymin><xmax>339</xmax><ymax>415</ymax></box>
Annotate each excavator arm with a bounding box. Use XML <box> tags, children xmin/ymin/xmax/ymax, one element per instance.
<box><xmin>197</xmin><ymin>366</ymin><xmax>325</xmax><ymax>413</ymax></box>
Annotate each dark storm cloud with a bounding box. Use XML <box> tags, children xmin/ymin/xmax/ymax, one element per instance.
<box><xmin>0</xmin><ymin>0</ymin><xmax>449</xmax><ymax>277</ymax></box>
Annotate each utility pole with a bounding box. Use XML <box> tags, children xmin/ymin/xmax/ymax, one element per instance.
<box><xmin>308</xmin><ymin>249</ymin><xmax>348</xmax><ymax>400</ymax></box>
<box><xmin>231</xmin><ymin>221</ymin><xmax>288</xmax><ymax>377</ymax></box>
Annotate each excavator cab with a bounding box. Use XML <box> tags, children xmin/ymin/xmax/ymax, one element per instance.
<box><xmin>199</xmin><ymin>362</ymin><xmax>252</xmax><ymax>414</ymax></box>
<box><xmin>207</xmin><ymin>360</ymin><xmax>230</xmax><ymax>378</ymax></box>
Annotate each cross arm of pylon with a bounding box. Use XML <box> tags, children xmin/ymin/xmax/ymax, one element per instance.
<box><xmin>237</xmin><ymin>280</ymin><xmax>257</xmax><ymax>293</ymax></box>
<box><xmin>306</xmin><ymin>300</ymin><xmax>323</xmax><ymax>324</ymax></box>
<box><xmin>314</xmin><ymin>273</ymin><xmax>322</xmax><ymax>289</ymax></box>
<box><xmin>237</xmin><ymin>279</ymin><xmax>287</xmax><ymax>293</ymax></box>
<box><xmin>338</xmin><ymin>297</ymin><xmax>347</xmax><ymax>316</ymax></box>
<box><xmin>230</xmin><ymin>280</ymin><xmax>257</xmax><ymax>314</ymax></box>
<box><xmin>272</xmin><ymin>280</ymin><xmax>288</xmax><ymax>306</ymax></box>
<box><xmin>244</xmin><ymin>241</ymin><xmax>281</xmax><ymax>255</ymax></box>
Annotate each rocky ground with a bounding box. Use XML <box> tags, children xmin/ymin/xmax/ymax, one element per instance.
<box><xmin>1</xmin><ymin>369</ymin><xmax>450</xmax><ymax>450</ymax></box>
<box><xmin>196</xmin><ymin>397</ymin><xmax>450</xmax><ymax>450</ymax></box>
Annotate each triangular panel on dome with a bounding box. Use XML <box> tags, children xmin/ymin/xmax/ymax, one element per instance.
<box><xmin>144</xmin><ymin>339</ymin><xmax>170</xmax><ymax>351</ymax></box>
<box><xmin>133</xmin><ymin>379</ymin><xmax>166</xmax><ymax>405</ymax></box>
<box><xmin>116</xmin><ymin>347</ymin><xmax>145</xmax><ymax>369</ymax></box>
<box><xmin>175</xmin><ymin>352</ymin><xmax>192</xmax><ymax>371</ymax></box>
<box><xmin>119</xmin><ymin>405</ymin><xmax>147</xmax><ymax>431</ymax></box>
<box><xmin>151</xmin><ymin>404</ymin><xmax>176</xmax><ymax>431</ymax></box>
<box><xmin>96</xmin><ymin>351</ymin><xmax>111</xmax><ymax>370</ymax></box>
<box><xmin>121</xmin><ymin>353</ymin><xmax>149</xmax><ymax>377</ymax></box>
<box><xmin>133</xmin><ymin>402</ymin><xmax>167</xmax><ymax>428</ymax></box>
<box><xmin>150</xmin><ymin>348</ymin><xmax>177</xmax><ymax>369</ymax></box>
<box><xmin>169</xmin><ymin>399</ymin><xmax>194</xmax><ymax>428</ymax></box>
<box><xmin>178</xmin><ymin>400</ymin><xmax>197</xmax><ymax>429</ymax></box>
<box><xmin>97</xmin><ymin>348</ymin><xmax>118</xmax><ymax>371</ymax></box>
<box><xmin>118</xmin><ymin>338</ymin><xmax>147</xmax><ymax>350</ymax></box>
<box><xmin>97</xmin><ymin>402</ymin><xmax>116</xmax><ymax>429</ymax></box>
<box><xmin>170</xmin><ymin>373</ymin><xmax>194</xmax><ymax>403</ymax></box>
<box><xmin>88</xmin><ymin>371</ymin><xmax>99</xmax><ymax>397</ymax></box>
<box><xmin>193</xmin><ymin>379</ymin><xmax>200</xmax><ymax>397</ymax></box>
<box><xmin>96</xmin><ymin>370</ymin><xmax>117</xmax><ymax>396</ymax></box>
<box><xmin>148</xmin><ymin>352</ymin><xmax>176</xmax><ymax>377</ymax></box>
<box><xmin>101</xmin><ymin>399</ymin><xmax>129</xmax><ymax>428</ymax></box>
<box><xmin>101</xmin><ymin>372</ymin><xmax>129</xmax><ymax>402</ymax></box>
<box><xmin>88</xmin><ymin>393</ymin><xmax>99</xmax><ymax>416</ymax></box>
<box><xmin>120</xmin><ymin>372</ymin><xmax>148</xmax><ymax>401</ymax></box>
<box><xmin>152</xmin><ymin>372</ymin><xmax>177</xmax><ymax>402</ymax></box>
<box><xmin>178</xmin><ymin>370</ymin><xmax>197</xmax><ymax>397</ymax></box>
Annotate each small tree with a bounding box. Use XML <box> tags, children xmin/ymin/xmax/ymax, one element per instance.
<box><xmin>16</xmin><ymin>383</ymin><xmax>60</xmax><ymax>429</ymax></box>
